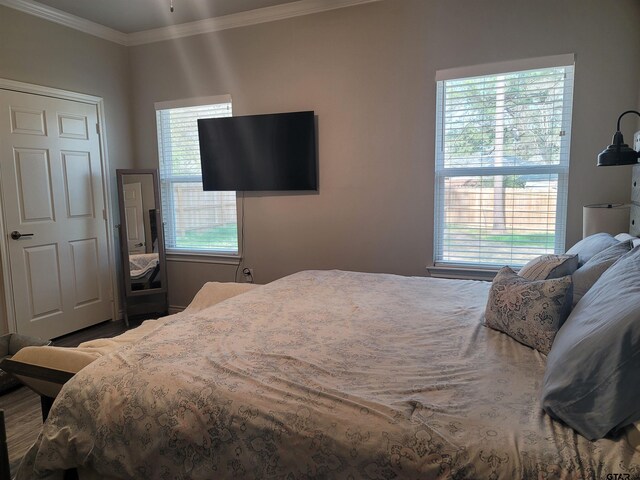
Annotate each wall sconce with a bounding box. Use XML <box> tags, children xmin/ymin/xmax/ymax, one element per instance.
<box><xmin>597</xmin><ymin>110</ymin><xmax>640</xmax><ymax>166</ymax></box>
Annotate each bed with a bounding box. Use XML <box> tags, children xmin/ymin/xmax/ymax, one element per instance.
<box><xmin>10</xmin><ymin>268</ymin><xmax>640</xmax><ymax>479</ymax></box>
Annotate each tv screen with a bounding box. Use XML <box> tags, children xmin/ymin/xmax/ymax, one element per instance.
<box><xmin>198</xmin><ymin>111</ymin><xmax>317</xmax><ymax>191</ymax></box>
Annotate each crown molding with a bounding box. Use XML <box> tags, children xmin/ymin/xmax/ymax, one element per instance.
<box><xmin>127</xmin><ymin>0</ymin><xmax>382</xmax><ymax>46</ymax></box>
<box><xmin>0</xmin><ymin>0</ymin><xmax>382</xmax><ymax>47</ymax></box>
<box><xmin>0</xmin><ymin>0</ymin><xmax>129</xmax><ymax>45</ymax></box>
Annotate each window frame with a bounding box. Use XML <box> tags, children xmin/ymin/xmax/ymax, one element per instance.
<box><xmin>432</xmin><ymin>55</ymin><xmax>575</xmax><ymax>273</ymax></box>
<box><xmin>154</xmin><ymin>95</ymin><xmax>241</xmax><ymax>261</ymax></box>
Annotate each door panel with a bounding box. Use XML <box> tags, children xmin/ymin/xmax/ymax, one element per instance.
<box><xmin>23</xmin><ymin>243</ymin><xmax>63</xmax><ymax>318</ymax></box>
<box><xmin>62</xmin><ymin>151</ymin><xmax>95</xmax><ymax>218</ymax></box>
<box><xmin>69</xmin><ymin>238</ymin><xmax>101</xmax><ymax>307</ymax></box>
<box><xmin>0</xmin><ymin>89</ymin><xmax>112</xmax><ymax>339</ymax></box>
<box><xmin>14</xmin><ymin>148</ymin><xmax>56</xmax><ymax>223</ymax></box>
<box><xmin>11</xmin><ymin>107</ymin><xmax>47</xmax><ymax>136</ymax></box>
<box><xmin>57</xmin><ymin>113</ymin><xmax>88</xmax><ymax>140</ymax></box>
<box><xmin>123</xmin><ymin>182</ymin><xmax>146</xmax><ymax>254</ymax></box>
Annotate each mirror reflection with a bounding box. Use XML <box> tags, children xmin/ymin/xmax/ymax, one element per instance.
<box><xmin>121</xmin><ymin>174</ymin><xmax>162</xmax><ymax>291</ymax></box>
<box><xmin>117</xmin><ymin>168</ymin><xmax>168</xmax><ymax>326</ymax></box>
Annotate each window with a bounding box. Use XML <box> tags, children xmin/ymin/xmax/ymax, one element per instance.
<box><xmin>434</xmin><ymin>55</ymin><xmax>575</xmax><ymax>269</ymax></box>
<box><xmin>155</xmin><ymin>96</ymin><xmax>238</xmax><ymax>255</ymax></box>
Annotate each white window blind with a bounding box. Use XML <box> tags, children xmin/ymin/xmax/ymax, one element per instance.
<box><xmin>434</xmin><ymin>59</ymin><xmax>575</xmax><ymax>268</ymax></box>
<box><xmin>156</xmin><ymin>99</ymin><xmax>238</xmax><ymax>254</ymax></box>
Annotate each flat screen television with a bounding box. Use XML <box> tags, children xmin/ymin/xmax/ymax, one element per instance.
<box><xmin>198</xmin><ymin>111</ymin><xmax>317</xmax><ymax>191</ymax></box>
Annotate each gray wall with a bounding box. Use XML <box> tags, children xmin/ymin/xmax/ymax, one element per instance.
<box><xmin>0</xmin><ymin>6</ymin><xmax>134</xmax><ymax>332</ymax></box>
<box><xmin>125</xmin><ymin>0</ymin><xmax>640</xmax><ymax>308</ymax></box>
<box><xmin>129</xmin><ymin>0</ymin><xmax>640</xmax><ymax>308</ymax></box>
<box><xmin>0</xmin><ymin>6</ymin><xmax>134</xmax><ymax>176</ymax></box>
<box><xmin>4</xmin><ymin>1</ymin><xmax>637</xmax><ymax>321</ymax></box>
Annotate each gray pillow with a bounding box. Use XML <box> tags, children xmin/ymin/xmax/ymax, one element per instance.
<box><xmin>541</xmin><ymin>246</ymin><xmax>640</xmax><ymax>440</ymax></box>
<box><xmin>565</xmin><ymin>233</ymin><xmax>619</xmax><ymax>266</ymax></box>
<box><xmin>518</xmin><ymin>254</ymin><xmax>578</xmax><ymax>281</ymax></box>
<box><xmin>571</xmin><ymin>240</ymin><xmax>632</xmax><ymax>306</ymax></box>
<box><xmin>485</xmin><ymin>266</ymin><xmax>573</xmax><ymax>355</ymax></box>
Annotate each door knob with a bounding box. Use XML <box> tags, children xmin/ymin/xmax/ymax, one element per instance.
<box><xmin>10</xmin><ymin>231</ymin><xmax>34</xmax><ymax>240</ymax></box>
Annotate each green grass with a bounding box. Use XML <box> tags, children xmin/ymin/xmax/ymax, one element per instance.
<box><xmin>479</xmin><ymin>231</ymin><xmax>554</xmax><ymax>247</ymax></box>
<box><xmin>442</xmin><ymin>228</ymin><xmax>557</xmax><ymax>265</ymax></box>
<box><xmin>445</xmin><ymin>224</ymin><xmax>555</xmax><ymax>246</ymax></box>
<box><xmin>177</xmin><ymin>224</ymin><xmax>238</xmax><ymax>250</ymax></box>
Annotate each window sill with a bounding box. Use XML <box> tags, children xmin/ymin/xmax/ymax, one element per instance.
<box><xmin>166</xmin><ymin>251</ymin><xmax>241</xmax><ymax>265</ymax></box>
<box><xmin>427</xmin><ymin>265</ymin><xmax>498</xmax><ymax>281</ymax></box>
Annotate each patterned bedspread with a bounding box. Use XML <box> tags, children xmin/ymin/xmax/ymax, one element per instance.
<box><xmin>16</xmin><ymin>270</ymin><xmax>640</xmax><ymax>479</ymax></box>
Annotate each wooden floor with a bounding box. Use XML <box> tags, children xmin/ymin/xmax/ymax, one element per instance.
<box><xmin>1</xmin><ymin>387</ymin><xmax>40</xmax><ymax>474</ymax></box>
<box><xmin>0</xmin><ymin>318</ymin><xmax>135</xmax><ymax>475</ymax></box>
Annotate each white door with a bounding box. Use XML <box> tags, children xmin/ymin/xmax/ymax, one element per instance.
<box><xmin>0</xmin><ymin>89</ymin><xmax>112</xmax><ymax>339</ymax></box>
<box><xmin>123</xmin><ymin>182</ymin><xmax>146</xmax><ymax>254</ymax></box>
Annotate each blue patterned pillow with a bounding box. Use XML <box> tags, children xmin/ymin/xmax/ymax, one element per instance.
<box><xmin>485</xmin><ymin>267</ymin><xmax>573</xmax><ymax>354</ymax></box>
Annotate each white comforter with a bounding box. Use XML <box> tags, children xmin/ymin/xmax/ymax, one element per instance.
<box><xmin>128</xmin><ymin>253</ymin><xmax>158</xmax><ymax>279</ymax></box>
<box><xmin>16</xmin><ymin>270</ymin><xmax>640</xmax><ymax>479</ymax></box>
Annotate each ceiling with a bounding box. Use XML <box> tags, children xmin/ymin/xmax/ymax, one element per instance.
<box><xmin>31</xmin><ymin>0</ymin><xmax>301</xmax><ymax>33</ymax></box>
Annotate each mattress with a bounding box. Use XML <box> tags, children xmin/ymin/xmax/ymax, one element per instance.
<box><xmin>16</xmin><ymin>270</ymin><xmax>640</xmax><ymax>479</ymax></box>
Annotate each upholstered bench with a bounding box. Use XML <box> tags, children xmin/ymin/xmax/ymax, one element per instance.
<box><xmin>0</xmin><ymin>333</ymin><xmax>50</xmax><ymax>394</ymax></box>
<box><xmin>0</xmin><ymin>282</ymin><xmax>258</xmax><ymax>412</ymax></box>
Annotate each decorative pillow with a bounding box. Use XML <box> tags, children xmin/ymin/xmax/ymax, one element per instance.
<box><xmin>518</xmin><ymin>254</ymin><xmax>578</xmax><ymax>280</ymax></box>
<box><xmin>541</xmin><ymin>246</ymin><xmax>640</xmax><ymax>440</ymax></box>
<box><xmin>565</xmin><ymin>232</ymin><xmax>619</xmax><ymax>266</ymax></box>
<box><xmin>571</xmin><ymin>240</ymin><xmax>632</xmax><ymax>306</ymax></box>
<box><xmin>484</xmin><ymin>267</ymin><xmax>573</xmax><ymax>355</ymax></box>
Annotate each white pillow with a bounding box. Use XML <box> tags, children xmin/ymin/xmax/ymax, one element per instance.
<box><xmin>541</xmin><ymin>247</ymin><xmax>640</xmax><ymax>439</ymax></box>
<box><xmin>571</xmin><ymin>240</ymin><xmax>633</xmax><ymax>306</ymax></box>
<box><xmin>614</xmin><ymin>233</ymin><xmax>637</xmax><ymax>242</ymax></box>
<box><xmin>613</xmin><ymin>233</ymin><xmax>640</xmax><ymax>248</ymax></box>
<box><xmin>565</xmin><ymin>233</ymin><xmax>619</xmax><ymax>266</ymax></box>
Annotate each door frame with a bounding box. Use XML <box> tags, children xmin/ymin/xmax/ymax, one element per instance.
<box><xmin>0</xmin><ymin>78</ymin><xmax>118</xmax><ymax>334</ymax></box>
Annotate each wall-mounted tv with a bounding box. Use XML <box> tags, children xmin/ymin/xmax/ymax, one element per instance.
<box><xmin>198</xmin><ymin>111</ymin><xmax>317</xmax><ymax>191</ymax></box>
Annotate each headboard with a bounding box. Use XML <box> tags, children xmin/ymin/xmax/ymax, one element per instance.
<box><xmin>630</xmin><ymin>164</ymin><xmax>640</xmax><ymax>236</ymax></box>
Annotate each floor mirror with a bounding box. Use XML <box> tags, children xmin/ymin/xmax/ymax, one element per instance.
<box><xmin>116</xmin><ymin>169</ymin><xmax>168</xmax><ymax>326</ymax></box>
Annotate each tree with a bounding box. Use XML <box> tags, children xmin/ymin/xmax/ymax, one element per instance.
<box><xmin>443</xmin><ymin>68</ymin><xmax>565</xmax><ymax>230</ymax></box>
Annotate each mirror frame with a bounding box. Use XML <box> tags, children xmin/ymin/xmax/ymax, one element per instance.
<box><xmin>116</xmin><ymin>168</ymin><xmax>168</xmax><ymax>298</ymax></box>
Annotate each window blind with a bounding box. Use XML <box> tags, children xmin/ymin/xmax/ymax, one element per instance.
<box><xmin>156</xmin><ymin>100</ymin><xmax>238</xmax><ymax>254</ymax></box>
<box><xmin>434</xmin><ymin>61</ymin><xmax>574</xmax><ymax>268</ymax></box>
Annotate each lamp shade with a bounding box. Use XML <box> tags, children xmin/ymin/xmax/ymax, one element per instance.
<box><xmin>597</xmin><ymin>132</ymin><xmax>639</xmax><ymax>166</ymax></box>
<box><xmin>583</xmin><ymin>203</ymin><xmax>630</xmax><ymax>238</ymax></box>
